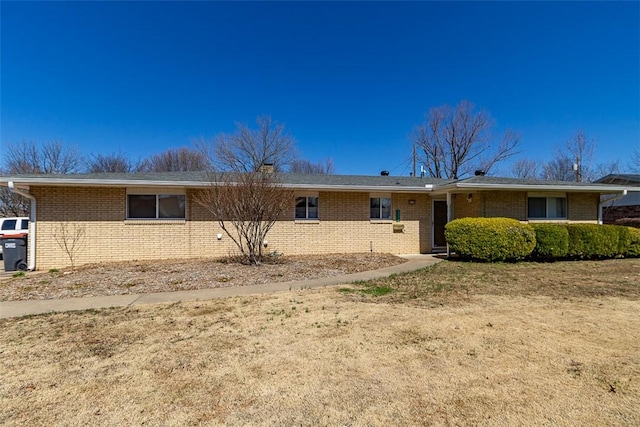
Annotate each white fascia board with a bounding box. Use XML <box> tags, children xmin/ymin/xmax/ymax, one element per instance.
<box><xmin>0</xmin><ymin>177</ymin><xmax>434</xmax><ymax>193</ymax></box>
<box><xmin>282</xmin><ymin>184</ymin><xmax>434</xmax><ymax>193</ymax></box>
<box><xmin>432</xmin><ymin>182</ymin><xmax>629</xmax><ymax>194</ymax></box>
<box><xmin>0</xmin><ymin>178</ymin><xmax>211</xmax><ymax>188</ymax></box>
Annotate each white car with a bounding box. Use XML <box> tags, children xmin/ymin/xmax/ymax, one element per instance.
<box><xmin>0</xmin><ymin>217</ymin><xmax>29</xmax><ymax>260</ymax></box>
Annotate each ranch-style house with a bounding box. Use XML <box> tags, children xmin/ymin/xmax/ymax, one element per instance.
<box><xmin>0</xmin><ymin>171</ymin><xmax>632</xmax><ymax>270</ymax></box>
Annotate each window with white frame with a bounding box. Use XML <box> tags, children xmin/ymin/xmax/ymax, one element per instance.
<box><xmin>370</xmin><ymin>196</ymin><xmax>392</xmax><ymax>220</ymax></box>
<box><xmin>295</xmin><ymin>196</ymin><xmax>319</xmax><ymax>219</ymax></box>
<box><xmin>527</xmin><ymin>194</ymin><xmax>567</xmax><ymax>219</ymax></box>
<box><xmin>127</xmin><ymin>189</ymin><xmax>186</xmax><ymax>219</ymax></box>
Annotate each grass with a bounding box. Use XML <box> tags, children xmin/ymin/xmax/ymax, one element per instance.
<box><xmin>0</xmin><ymin>258</ymin><xmax>639</xmax><ymax>426</ymax></box>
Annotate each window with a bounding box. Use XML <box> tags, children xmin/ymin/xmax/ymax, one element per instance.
<box><xmin>370</xmin><ymin>197</ymin><xmax>392</xmax><ymax>220</ymax></box>
<box><xmin>527</xmin><ymin>196</ymin><xmax>566</xmax><ymax>219</ymax></box>
<box><xmin>127</xmin><ymin>194</ymin><xmax>185</xmax><ymax>219</ymax></box>
<box><xmin>295</xmin><ymin>196</ymin><xmax>318</xmax><ymax>219</ymax></box>
<box><xmin>1</xmin><ymin>219</ymin><xmax>16</xmax><ymax>231</ymax></box>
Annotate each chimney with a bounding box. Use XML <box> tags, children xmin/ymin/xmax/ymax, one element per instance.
<box><xmin>259</xmin><ymin>163</ymin><xmax>275</xmax><ymax>173</ymax></box>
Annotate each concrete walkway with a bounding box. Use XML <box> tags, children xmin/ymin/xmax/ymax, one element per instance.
<box><xmin>0</xmin><ymin>254</ymin><xmax>442</xmax><ymax>319</ymax></box>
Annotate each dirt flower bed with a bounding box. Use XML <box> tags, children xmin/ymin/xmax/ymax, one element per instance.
<box><xmin>0</xmin><ymin>253</ymin><xmax>405</xmax><ymax>301</ymax></box>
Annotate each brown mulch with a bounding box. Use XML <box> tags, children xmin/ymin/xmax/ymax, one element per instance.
<box><xmin>0</xmin><ymin>253</ymin><xmax>406</xmax><ymax>302</ymax></box>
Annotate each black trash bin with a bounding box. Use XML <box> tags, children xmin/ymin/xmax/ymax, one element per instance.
<box><xmin>2</xmin><ymin>234</ymin><xmax>28</xmax><ymax>271</ymax></box>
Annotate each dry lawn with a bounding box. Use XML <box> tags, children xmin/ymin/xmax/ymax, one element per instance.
<box><xmin>0</xmin><ymin>253</ymin><xmax>405</xmax><ymax>301</ymax></box>
<box><xmin>1</xmin><ymin>258</ymin><xmax>639</xmax><ymax>426</ymax></box>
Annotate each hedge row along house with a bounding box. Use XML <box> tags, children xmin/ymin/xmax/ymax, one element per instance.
<box><xmin>0</xmin><ymin>171</ymin><xmax>633</xmax><ymax>270</ymax></box>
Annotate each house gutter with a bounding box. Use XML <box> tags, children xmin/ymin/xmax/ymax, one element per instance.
<box><xmin>0</xmin><ymin>177</ymin><xmax>435</xmax><ymax>193</ymax></box>
<box><xmin>7</xmin><ymin>182</ymin><xmax>36</xmax><ymax>271</ymax></box>
<box><xmin>598</xmin><ymin>190</ymin><xmax>627</xmax><ymax>225</ymax></box>
<box><xmin>431</xmin><ymin>182</ymin><xmax>631</xmax><ymax>194</ymax></box>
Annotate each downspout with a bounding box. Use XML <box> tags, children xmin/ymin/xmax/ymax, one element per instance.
<box><xmin>598</xmin><ymin>190</ymin><xmax>627</xmax><ymax>225</ymax></box>
<box><xmin>446</xmin><ymin>191</ymin><xmax>452</xmax><ymax>257</ymax></box>
<box><xmin>7</xmin><ymin>182</ymin><xmax>36</xmax><ymax>271</ymax></box>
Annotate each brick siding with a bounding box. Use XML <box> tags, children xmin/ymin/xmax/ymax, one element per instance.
<box><xmin>31</xmin><ymin>186</ymin><xmax>432</xmax><ymax>269</ymax></box>
<box><xmin>602</xmin><ymin>205</ymin><xmax>640</xmax><ymax>224</ymax></box>
<box><xmin>29</xmin><ymin>186</ymin><xmax>602</xmax><ymax>269</ymax></box>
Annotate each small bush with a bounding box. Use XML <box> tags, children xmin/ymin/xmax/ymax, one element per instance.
<box><xmin>531</xmin><ymin>224</ymin><xmax>569</xmax><ymax>260</ymax></box>
<box><xmin>445</xmin><ymin>217</ymin><xmax>536</xmax><ymax>262</ymax></box>
<box><xmin>566</xmin><ymin>224</ymin><xmax>619</xmax><ymax>259</ymax></box>
<box><xmin>627</xmin><ymin>227</ymin><xmax>640</xmax><ymax>257</ymax></box>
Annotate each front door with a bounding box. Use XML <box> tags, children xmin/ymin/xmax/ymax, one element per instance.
<box><xmin>433</xmin><ymin>200</ymin><xmax>448</xmax><ymax>248</ymax></box>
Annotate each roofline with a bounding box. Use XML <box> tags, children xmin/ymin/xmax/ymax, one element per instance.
<box><xmin>0</xmin><ymin>177</ymin><xmax>434</xmax><ymax>193</ymax></box>
<box><xmin>431</xmin><ymin>182</ymin><xmax>630</xmax><ymax>194</ymax></box>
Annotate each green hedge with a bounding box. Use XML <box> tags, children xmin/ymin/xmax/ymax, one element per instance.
<box><xmin>445</xmin><ymin>217</ymin><xmax>536</xmax><ymax>262</ymax></box>
<box><xmin>531</xmin><ymin>224</ymin><xmax>569</xmax><ymax>260</ymax></box>
<box><xmin>565</xmin><ymin>224</ymin><xmax>620</xmax><ymax>259</ymax></box>
<box><xmin>627</xmin><ymin>227</ymin><xmax>640</xmax><ymax>257</ymax></box>
<box><xmin>446</xmin><ymin>219</ymin><xmax>639</xmax><ymax>262</ymax></box>
<box><xmin>614</xmin><ymin>225</ymin><xmax>633</xmax><ymax>255</ymax></box>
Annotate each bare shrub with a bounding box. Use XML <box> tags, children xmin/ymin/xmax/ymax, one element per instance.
<box><xmin>195</xmin><ymin>172</ymin><xmax>293</xmax><ymax>265</ymax></box>
<box><xmin>53</xmin><ymin>223</ymin><xmax>86</xmax><ymax>269</ymax></box>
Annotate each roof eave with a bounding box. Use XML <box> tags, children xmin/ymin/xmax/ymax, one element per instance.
<box><xmin>432</xmin><ymin>182</ymin><xmax>629</xmax><ymax>194</ymax></box>
<box><xmin>0</xmin><ymin>177</ymin><xmax>434</xmax><ymax>193</ymax></box>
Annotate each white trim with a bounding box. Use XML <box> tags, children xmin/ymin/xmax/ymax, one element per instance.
<box><xmin>433</xmin><ymin>182</ymin><xmax>628</xmax><ymax>194</ymax></box>
<box><xmin>0</xmin><ymin>177</ymin><xmax>434</xmax><ymax>193</ymax></box>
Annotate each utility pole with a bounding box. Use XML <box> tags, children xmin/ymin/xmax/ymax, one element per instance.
<box><xmin>412</xmin><ymin>143</ymin><xmax>417</xmax><ymax>178</ymax></box>
<box><xmin>573</xmin><ymin>156</ymin><xmax>582</xmax><ymax>182</ymax></box>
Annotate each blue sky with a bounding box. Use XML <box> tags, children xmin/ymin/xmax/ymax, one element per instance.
<box><xmin>1</xmin><ymin>1</ymin><xmax>638</xmax><ymax>176</ymax></box>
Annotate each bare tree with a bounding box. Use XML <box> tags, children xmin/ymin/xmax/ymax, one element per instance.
<box><xmin>541</xmin><ymin>155</ymin><xmax>575</xmax><ymax>181</ymax></box>
<box><xmin>4</xmin><ymin>140</ymin><xmax>83</xmax><ymax>174</ymax></box>
<box><xmin>566</xmin><ymin>131</ymin><xmax>595</xmax><ymax>182</ymax></box>
<box><xmin>0</xmin><ymin>188</ymin><xmax>29</xmax><ymax>217</ymax></box>
<box><xmin>210</xmin><ymin>115</ymin><xmax>298</xmax><ymax>172</ymax></box>
<box><xmin>542</xmin><ymin>131</ymin><xmax>596</xmax><ymax>182</ymax></box>
<box><xmin>592</xmin><ymin>160</ymin><xmax>620</xmax><ymax>181</ymax></box>
<box><xmin>136</xmin><ymin>147</ymin><xmax>210</xmax><ymax>172</ymax></box>
<box><xmin>289</xmin><ymin>158</ymin><xmax>335</xmax><ymax>174</ymax></box>
<box><xmin>409</xmin><ymin>100</ymin><xmax>520</xmax><ymax>179</ymax></box>
<box><xmin>631</xmin><ymin>147</ymin><xmax>640</xmax><ymax>172</ymax></box>
<box><xmin>86</xmin><ymin>152</ymin><xmax>133</xmax><ymax>173</ymax></box>
<box><xmin>53</xmin><ymin>222</ymin><xmax>86</xmax><ymax>269</ymax></box>
<box><xmin>510</xmin><ymin>158</ymin><xmax>541</xmax><ymax>179</ymax></box>
<box><xmin>1</xmin><ymin>140</ymin><xmax>82</xmax><ymax>216</ymax></box>
<box><xmin>194</xmin><ymin>172</ymin><xmax>293</xmax><ymax>265</ymax></box>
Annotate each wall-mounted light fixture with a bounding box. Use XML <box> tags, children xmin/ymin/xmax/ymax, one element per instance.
<box><xmin>467</xmin><ymin>193</ymin><xmax>473</xmax><ymax>203</ymax></box>
<box><xmin>408</xmin><ymin>199</ymin><xmax>416</xmax><ymax>205</ymax></box>
<box><xmin>217</xmin><ymin>233</ymin><xmax>223</xmax><ymax>240</ymax></box>
<box><xmin>263</xmin><ymin>239</ymin><xmax>268</xmax><ymax>248</ymax></box>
